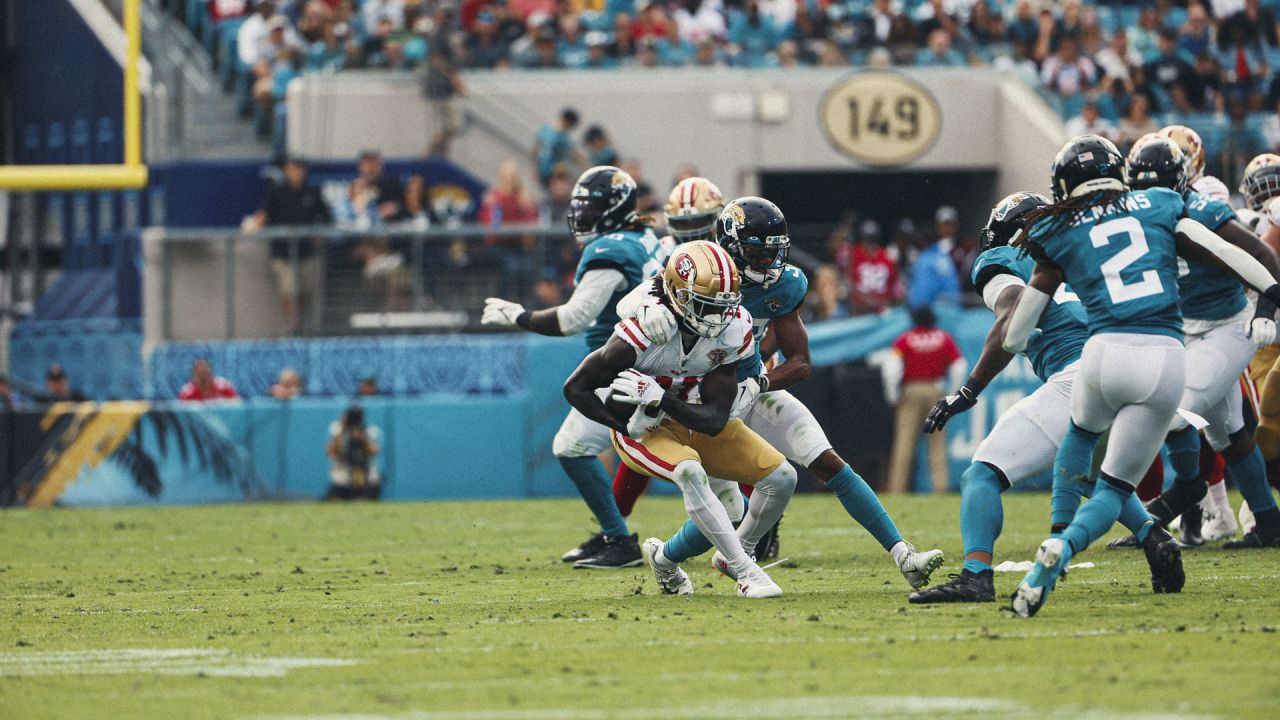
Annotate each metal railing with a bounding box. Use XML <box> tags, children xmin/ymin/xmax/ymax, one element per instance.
<box><xmin>149</xmin><ymin>222</ymin><xmax>577</xmax><ymax>341</ymax></box>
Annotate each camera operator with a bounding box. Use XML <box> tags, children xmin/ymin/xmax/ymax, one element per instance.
<box><xmin>325</xmin><ymin>405</ymin><xmax>382</xmax><ymax>500</ymax></box>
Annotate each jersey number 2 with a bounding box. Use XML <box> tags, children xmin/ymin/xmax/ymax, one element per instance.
<box><xmin>1090</xmin><ymin>217</ymin><xmax>1164</xmax><ymax>304</ymax></box>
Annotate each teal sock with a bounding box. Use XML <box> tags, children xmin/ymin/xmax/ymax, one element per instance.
<box><xmin>558</xmin><ymin>457</ymin><xmax>629</xmax><ymax>537</ymax></box>
<box><xmin>959</xmin><ymin>462</ymin><xmax>1003</xmax><ymax>574</ymax></box>
<box><xmin>1165</xmin><ymin>426</ymin><xmax>1201</xmax><ymax>488</ymax></box>
<box><xmin>1116</xmin><ymin>490</ymin><xmax>1154</xmax><ymax>542</ymax></box>
<box><xmin>1062</xmin><ymin>476</ymin><xmax>1130</xmax><ymax>555</ymax></box>
<box><xmin>825</xmin><ymin>463</ymin><xmax>902</xmax><ymax>550</ymax></box>
<box><xmin>1226</xmin><ymin>445</ymin><xmax>1278</xmax><ymax>513</ymax></box>
<box><xmin>1052</xmin><ymin>422</ymin><xmax>1102</xmax><ymax>529</ymax></box>
<box><xmin>663</xmin><ymin>518</ymin><xmax>713</xmax><ymax>563</ymax></box>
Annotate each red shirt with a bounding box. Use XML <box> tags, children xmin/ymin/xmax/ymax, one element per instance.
<box><xmin>179</xmin><ymin>377</ymin><xmax>240</xmax><ymax>402</ymax></box>
<box><xmin>848</xmin><ymin>245</ymin><xmax>901</xmax><ymax>313</ymax></box>
<box><xmin>892</xmin><ymin>327</ymin><xmax>961</xmax><ymax>383</ymax></box>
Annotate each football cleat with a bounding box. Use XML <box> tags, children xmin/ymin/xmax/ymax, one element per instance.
<box><xmin>734</xmin><ymin>565</ymin><xmax>783</xmax><ymax>599</ymax></box>
<box><xmin>562</xmin><ymin>532</ymin><xmax>607</xmax><ymax>563</ymax></box>
<box><xmin>897</xmin><ymin>543</ymin><xmax>946</xmax><ymax>589</ymax></box>
<box><xmin>908</xmin><ymin>570</ymin><xmax>995</xmax><ymax>604</ymax></box>
<box><xmin>710</xmin><ymin>549</ymin><xmax>744</xmax><ymax>580</ymax></box>
<box><xmin>573</xmin><ymin>533</ymin><xmax>643</xmax><ymax>569</ymax></box>
<box><xmin>1105</xmin><ymin>533</ymin><xmax>1141</xmax><ymax>549</ymax></box>
<box><xmin>1201</xmin><ymin>503</ymin><xmax>1239</xmax><ymax>541</ymax></box>
<box><xmin>1010</xmin><ymin>538</ymin><xmax>1071</xmax><ymax>618</ymax></box>
<box><xmin>642</xmin><ymin>538</ymin><xmax>693</xmax><ymax>595</ymax></box>
<box><xmin>1142</xmin><ymin>524</ymin><xmax>1185</xmax><ymax>594</ymax></box>
<box><xmin>1177</xmin><ymin>508</ymin><xmax>1204</xmax><ymax>547</ymax></box>
<box><xmin>1223</xmin><ymin>514</ymin><xmax>1280</xmax><ymax>548</ymax></box>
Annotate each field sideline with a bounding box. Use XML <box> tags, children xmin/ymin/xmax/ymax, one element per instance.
<box><xmin>2</xmin><ymin>493</ymin><xmax>1278</xmax><ymax>719</ymax></box>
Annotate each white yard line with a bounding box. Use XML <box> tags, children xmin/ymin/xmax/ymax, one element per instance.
<box><xmin>0</xmin><ymin>648</ymin><xmax>358</xmax><ymax>678</ymax></box>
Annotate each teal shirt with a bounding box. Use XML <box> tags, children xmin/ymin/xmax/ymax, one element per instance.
<box><xmin>574</xmin><ymin>229</ymin><xmax>667</xmax><ymax>350</ymax></box>
<box><xmin>736</xmin><ymin>265</ymin><xmax>808</xmax><ymax>381</ymax></box>
<box><xmin>1178</xmin><ymin>191</ymin><xmax>1246</xmax><ymax>322</ymax></box>
<box><xmin>1027</xmin><ymin>187</ymin><xmax>1185</xmax><ymax>341</ymax></box>
<box><xmin>972</xmin><ymin>246</ymin><xmax>1089</xmax><ymax>382</ymax></box>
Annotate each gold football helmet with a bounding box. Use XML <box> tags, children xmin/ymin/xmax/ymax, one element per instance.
<box><xmin>664</xmin><ymin>177</ymin><xmax>725</xmax><ymax>242</ymax></box>
<box><xmin>1158</xmin><ymin>125</ymin><xmax>1205</xmax><ymax>182</ymax></box>
<box><xmin>1241</xmin><ymin>154</ymin><xmax>1280</xmax><ymax>210</ymax></box>
<box><xmin>662</xmin><ymin>240</ymin><xmax>741</xmax><ymax>339</ymax></box>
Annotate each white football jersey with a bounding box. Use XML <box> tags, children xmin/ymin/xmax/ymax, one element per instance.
<box><xmin>613</xmin><ymin>308</ymin><xmax>755</xmax><ymax>401</ymax></box>
<box><xmin>1191</xmin><ymin>175</ymin><xmax>1230</xmax><ymax>203</ymax></box>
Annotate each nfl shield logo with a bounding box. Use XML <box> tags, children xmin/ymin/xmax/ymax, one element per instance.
<box><xmin>708</xmin><ymin>349</ymin><xmax>727</xmax><ymax>364</ymax></box>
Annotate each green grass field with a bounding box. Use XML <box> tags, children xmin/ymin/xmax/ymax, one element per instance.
<box><xmin>2</xmin><ymin>493</ymin><xmax>1278</xmax><ymax>719</ymax></box>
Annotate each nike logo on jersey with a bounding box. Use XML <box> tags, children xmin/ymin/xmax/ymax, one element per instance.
<box><xmin>595</xmin><ymin>247</ymin><xmax>608</xmax><ymax>253</ymax></box>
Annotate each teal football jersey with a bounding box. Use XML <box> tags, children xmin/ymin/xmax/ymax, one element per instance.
<box><xmin>971</xmin><ymin>246</ymin><xmax>1089</xmax><ymax>382</ymax></box>
<box><xmin>575</xmin><ymin>229</ymin><xmax>668</xmax><ymax>350</ymax></box>
<box><xmin>1027</xmin><ymin>187</ymin><xmax>1184</xmax><ymax>340</ymax></box>
<box><xmin>736</xmin><ymin>265</ymin><xmax>808</xmax><ymax>381</ymax></box>
<box><xmin>1177</xmin><ymin>191</ymin><xmax>1246</xmax><ymax>321</ymax></box>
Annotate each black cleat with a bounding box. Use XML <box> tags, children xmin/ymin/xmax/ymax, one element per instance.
<box><xmin>1178</xmin><ymin>508</ymin><xmax>1204</xmax><ymax>547</ymax></box>
<box><xmin>907</xmin><ymin>570</ymin><xmax>996</xmax><ymax>604</ymax></box>
<box><xmin>1223</xmin><ymin>526</ymin><xmax>1280</xmax><ymax>548</ymax></box>
<box><xmin>1106</xmin><ymin>534</ymin><xmax>1141</xmax><ymax>549</ymax></box>
<box><xmin>755</xmin><ymin>516</ymin><xmax>782</xmax><ymax>561</ymax></box>
<box><xmin>561</xmin><ymin>532</ymin><xmax>607</xmax><ymax>563</ymax></box>
<box><xmin>1142</xmin><ymin>524</ymin><xmax>1185</xmax><ymax>594</ymax></box>
<box><xmin>573</xmin><ymin>533</ymin><xmax>643</xmax><ymax>569</ymax></box>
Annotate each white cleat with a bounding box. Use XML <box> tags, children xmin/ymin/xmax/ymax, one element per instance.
<box><xmin>1239</xmin><ymin>500</ymin><xmax>1256</xmax><ymax>535</ymax></box>
<box><xmin>735</xmin><ymin>564</ymin><xmax>783</xmax><ymax>598</ymax></box>
<box><xmin>1011</xmin><ymin>538</ymin><xmax>1068</xmax><ymax>619</ymax></box>
<box><xmin>897</xmin><ymin>543</ymin><xmax>946</xmax><ymax>589</ymax></box>
<box><xmin>710</xmin><ymin>550</ymin><xmax>742</xmax><ymax>580</ymax></box>
<box><xmin>642</xmin><ymin>538</ymin><xmax>693</xmax><ymax>595</ymax></box>
<box><xmin>1202</xmin><ymin>504</ymin><xmax>1239</xmax><ymax>542</ymax></box>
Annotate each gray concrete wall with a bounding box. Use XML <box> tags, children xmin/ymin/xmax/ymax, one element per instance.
<box><xmin>286</xmin><ymin>67</ymin><xmax>1065</xmax><ymax>200</ymax></box>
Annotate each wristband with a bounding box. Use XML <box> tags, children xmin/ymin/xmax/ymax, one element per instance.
<box><xmin>960</xmin><ymin>379</ymin><xmax>985</xmax><ymax>398</ymax></box>
<box><xmin>515</xmin><ymin>310</ymin><xmax>532</xmax><ymax>330</ymax></box>
<box><xmin>1255</xmin><ymin>294</ymin><xmax>1277</xmax><ymax>322</ymax></box>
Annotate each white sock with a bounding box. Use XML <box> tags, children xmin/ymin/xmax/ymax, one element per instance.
<box><xmin>736</xmin><ymin>464</ymin><xmax>797</xmax><ymax>555</ymax></box>
<box><xmin>889</xmin><ymin>540</ymin><xmax>912</xmax><ymax>565</ymax></box>
<box><xmin>672</xmin><ymin>460</ymin><xmax>749</xmax><ymax>572</ymax></box>
<box><xmin>1207</xmin><ymin>480</ymin><xmax>1231</xmax><ymax>515</ymax></box>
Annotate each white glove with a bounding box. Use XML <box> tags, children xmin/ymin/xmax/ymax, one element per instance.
<box><xmin>609</xmin><ymin>369</ymin><xmax>666</xmax><ymax>407</ymax></box>
<box><xmin>481</xmin><ymin>297</ymin><xmax>525</xmax><ymax>327</ymax></box>
<box><xmin>635</xmin><ymin>296</ymin><xmax>676</xmax><ymax>345</ymax></box>
<box><xmin>624</xmin><ymin>405</ymin><xmax>665</xmax><ymax>439</ymax></box>
<box><xmin>731</xmin><ymin>376</ymin><xmax>762</xmax><ymax>418</ymax></box>
<box><xmin>1250</xmin><ymin>317</ymin><xmax>1278</xmax><ymax>347</ymax></box>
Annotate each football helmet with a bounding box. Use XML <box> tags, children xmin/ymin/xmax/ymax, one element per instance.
<box><xmin>1240</xmin><ymin>154</ymin><xmax>1280</xmax><ymax>211</ymax></box>
<box><xmin>1125</xmin><ymin>134</ymin><xmax>1187</xmax><ymax>194</ymax></box>
<box><xmin>715</xmin><ymin>197</ymin><xmax>790</xmax><ymax>285</ymax></box>
<box><xmin>980</xmin><ymin>191</ymin><xmax>1050</xmax><ymax>251</ymax></box>
<box><xmin>662</xmin><ymin>240</ymin><xmax>742</xmax><ymax>339</ymax></box>
<box><xmin>566</xmin><ymin>165</ymin><xmax>639</xmax><ymax>246</ymax></box>
<box><xmin>664</xmin><ymin>177</ymin><xmax>725</xmax><ymax>242</ymax></box>
<box><xmin>1050</xmin><ymin>134</ymin><xmax>1127</xmax><ymax>201</ymax></box>
<box><xmin>1158</xmin><ymin>125</ymin><xmax>1206</xmax><ymax>182</ymax></box>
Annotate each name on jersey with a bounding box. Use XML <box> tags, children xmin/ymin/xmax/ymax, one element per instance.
<box><xmin>1068</xmin><ymin>193</ymin><xmax>1152</xmax><ymax>228</ymax></box>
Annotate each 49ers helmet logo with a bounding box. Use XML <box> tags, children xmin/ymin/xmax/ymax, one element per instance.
<box><xmin>675</xmin><ymin>254</ymin><xmax>696</xmax><ymax>282</ymax></box>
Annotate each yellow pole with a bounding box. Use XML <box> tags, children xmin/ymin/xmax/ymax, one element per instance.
<box><xmin>123</xmin><ymin>0</ymin><xmax>141</xmax><ymax>167</ymax></box>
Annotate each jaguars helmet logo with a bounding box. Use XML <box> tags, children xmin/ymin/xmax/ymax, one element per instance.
<box><xmin>674</xmin><ymin>254</ymin><xmax>696</xmax><ymax>282</ymax></box>
<box><xmin>720</xmin><ymin>202</ymin><xmax>747</xmax><ymax>240</ymax></box>
<box><xmin>708</xmin><ymin>349</ymin><xmax>728</xmax><ymax>364</ymax></box>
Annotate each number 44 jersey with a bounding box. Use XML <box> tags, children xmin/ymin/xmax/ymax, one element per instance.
<box><xmin>1025</xmin><ymin>186</ymin><xmax>1185</xmax><ymax>341</ymax></box>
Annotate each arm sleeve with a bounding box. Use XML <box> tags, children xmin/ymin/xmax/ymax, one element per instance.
<box><xmin>555</xmin><ymin>268</ymin><xmax>628</xmax><ymax>336</ymax></box>
<box><xmin>1176</xmin><ymin>217</ymin><xmax>1275</xmax><ymax>293</ymax></box>
<box><xmin>981</xmin><ymin>273</ymin><xmax>1026</xmax><ymax>311</ymax></box>
<box><xmin>1003</xmin><ymin>285</ymin><xmax>1051</xmax><ymax>353</ymax></box>
<box><xmin>881</xmin><ymin>349</ymin><xmax>904</xmax><ymax>401</ymax></box>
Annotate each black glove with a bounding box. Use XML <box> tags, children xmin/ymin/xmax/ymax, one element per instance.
<box><xmin>923</xmin><ymin>386</ymin><xmax>979</xmax><ymax>434</ymax></box>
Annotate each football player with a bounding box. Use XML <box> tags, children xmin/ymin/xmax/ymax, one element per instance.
<box><xmin>562</xmin><ymin>241</ymin><xmax>795</xmax><ymax>598</ymax></box>
<box><xmin>481</xmin><ymin>166</ymin><xmax>669</xmax><ymax>569</ymax></box>
<box><xmin>1002</xmin><ymin>135</ymin><xmax>1280</xmax><ymax>617</ymax></box>
<box><xmin>911</xmin><ymin>190</ymin><xmax>1183</xmax><ymax>604</ymax></box>
<box><xmin>623</xmin><ymin>198</ymin><xmax>945</xmax><ymax>592</ymax></box>
<box><xmin>1115</xmin><ymin>137</ymin><xmax>1280</xmax><ymax>551</ymax></box>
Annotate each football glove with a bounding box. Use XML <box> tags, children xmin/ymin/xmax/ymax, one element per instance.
<box><xmin>481</xmin><ymin>297</ymin><xmax>525</xmax><ymax>327</ymax></box>
<box><xmin>634</xmin><ymin>296</ymin><xmax>677</xmax><ymax>345</ymax></box>
<box><xmin>610</xmin><ymin>369</ymin><xmax>665</xmax><ymax>408</ymax></box>
<box><xmin>1251</xmin><ymin>317</ymin><xmax>1278</xmax><ymax>347</ymax></box>
<box><xmin>923</xmin><ymin>386</ymin><xmax>978</xmax><ymax>433</ymax></box>
<box><xmin>624</xmin><ymin>405</ymin><xmax>664</xmax><ymax>439</ymax></box>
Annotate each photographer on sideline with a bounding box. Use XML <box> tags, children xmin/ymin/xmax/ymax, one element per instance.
<box><xmin>325</xmin><ymin>405</ymin><xmax>382</xmax><ymax>500</ymax></box>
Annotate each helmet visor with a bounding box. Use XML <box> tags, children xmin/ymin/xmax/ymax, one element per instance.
<box><xmin>1245</xmin><ymin>167</ymin><xmax>1280</xmax><ymax>210</ymax></box>
<box><xmin>741</xmin><ymin>240</ymin><xmax>789</xmax><ymax>274</ymax></box>
<box><xmin>667</xmin><ymin>213</ymin><xmax>717</xmax><ymax>241</ymax></box>
<box><xmin>567</xmin><ymin>198</ymin><xmax>604</xmax><ymax>240</ymax></box>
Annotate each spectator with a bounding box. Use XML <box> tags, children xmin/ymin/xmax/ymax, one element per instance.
<box><xmin>906</xmin><ymin>208</ymin><xmax>962</xmax><ymax>309</ymax></box>
<box><xmin>848</xmin><ymin>220</ymin><xmax>903</xmax><ymax>315</ymax></box>
<box><xmin>271</xmin><ymin>368</ymin><xmax>304</xmax><ymax>399</ymax></box>
<box><xmin>1117</xmin><ymin>94</ymin><xmax>1159</xmax><ymax>151</ymax></box>
<box><xmin>1065</xmin><ymin>101</ymin><xmax>1118</xmax><ymax>142</ymax></box>
<box><xmin>582</xmin><ymin>125</ymin><xmax>618</xmax><ymax>166</ymax></box>
<box><xmin>362</xmin><ymin>0</ymin><xmax>405</xmax><ymax>34</ymax></box>
<box><xmin>1128</xmin><ymin>6</ymin><xmax>1161</xmax><ymax>61</ymax></box>
<box><xmin>881</xmin><ymin>307</ymin><xmax>966</xmax><ymax>494</ymax></box>
<box><xmin>727</xmin><ymin>2</ymin><xmax>781</xmax><ymax>68</ymax></box>
<box><xmin>355</xmin><ymin>149</ymin><xmax>406</xmax><ymax>222</ymax></box>
<box><xmin>558</xmin><ymin>14</ymin><xmax>591</xmax><ymax>68</ymax></box>
<box><xmin>41</xmin><ymin>364</ymin><xmax>87</xmax><ymax>402</ymax></box>
<box><xmin>178</xmin><ymin>359</ymin><xmax>240</xmax><ymax>402</ymax></box>
<box><xmin>1217</xmin><ymin>17</ymin><xmax>1270</xmax><ymax>112</ymax></box>
<box><xmin>655</xmin><ymin>18</ymin><xmax>695</xmax><ymax>66</ymax></box>
<box><xmin>886</xmin><ymin>14</ymin><xmax>920</xmax><ymax>66</ymax></box>
<box><xmin>307</xmin><ymin>20</ymin><xmax>350</xmax><ymax>72</ymax></box>
<box><xmin>583</xmin><ymin>32</ymin><xmax>620</xmax><ymax>69</ymax></box>
<box><xmin>357</xmin><ymin>371</ymin><xmax>380</xmax><ymax>396</ymax></box>
<box><xmin>916</xmin><ymin>28</ymin><xmax>965</xmax><ymax>67</ymax></box>
<box><xmin>244</xmin><ymin>157</ymin><xmax>331</xmax><ymax>331</ymax></box>
<box><xmin>1186</xmin><ymin>53</ymin><xmax>1226</xmax><ymax>113</ymax></box>
<box><xmin>693</xmin><ymin>36</ymin><xmax>726</xmax><ymax>66</ymax></box>
<box><xmin>464</xmin><ymin>11</ymin><xmax>510</xmax><ymax>69</ymax></box>
<box><xmin>532</xmin><ymin>107</ymin><xmax>583</xmax><ymax>188</ymax></box>
<box><xmin>1094</xmin><ymin>29</ymin><xmax>1140</xmax><ymax>91</ymax></box>
<box><xmin>1178</xmin><ymin>4</ymin><xmax>1215</xmax><ymax>58</ymax></box>
<box><xmin>352</xmin><ymin>237</ymin><xmax>411</xmax><ymax>310</ymax></box>
<box><xmin>806</xmin><ymin>265</ymin><xmax>847</xmax><ymax>322</ymax></box>
<box><xmin>480</xmin><ymin>159</ymin><xmax>541</xmax><ymax>299</ymax></box>
<box><xmin>325</xmin><ymin>405</ymin><xmax>382</xmax><ymax>500</ymax></box>
<box><xmin>1040</xmin><ymin>35</ymin><xmax>1096</xmax><ymax>98</ymax></box>
<box><xmin>1005</xmin><ymin>0</ymin><xmax>1039</xmax><ymax>48</ymax></box>
<box><xmin>1145</xmin><ymin>29</ymin><xmax>1196</xmax><ymax>112</ymax></box>
<box><xmin>424</xmin><ymin>45</ymin><xmax>465</xmax><ymax>158</ymax></box>
<box><xmin>673</xmin><ymin>0</ymin><xmax>726</xmax><ymax>45</ymax></box>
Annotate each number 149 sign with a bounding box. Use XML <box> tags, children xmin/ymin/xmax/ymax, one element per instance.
<box><xmin>820</xmin><ymin>72</ymin><xmax>942</xmax><ymax>167</ymax></box>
